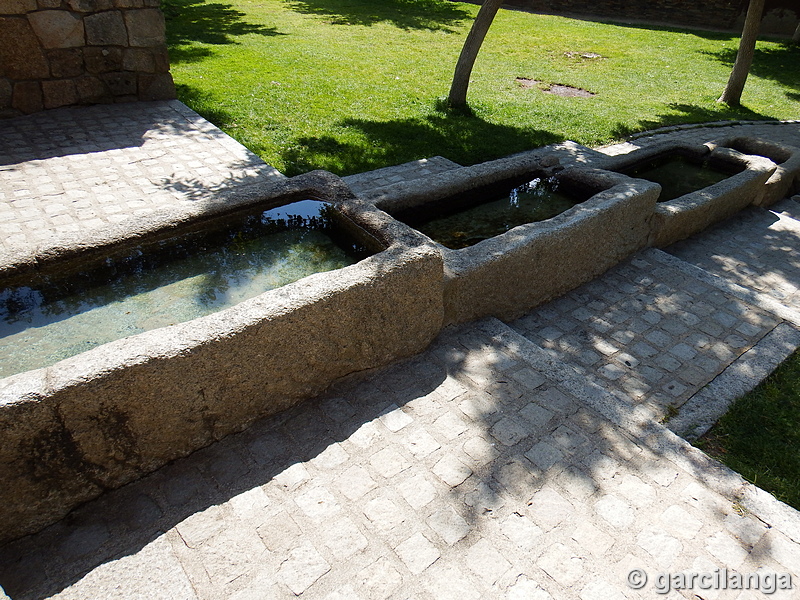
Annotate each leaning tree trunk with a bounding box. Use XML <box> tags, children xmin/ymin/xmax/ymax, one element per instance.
<box><xmin>718</xmin><ymin>0</ymin><xmax>765</xmax><ymax>105</ymax></box>
<box><xmin>447</xmin><ymin>0</ymin><xmax>504</xmax><ymax>108</ymax></box>
<box><xmin>793</xmin><ymin>20</ymin><xmax>800</xmax><ymax>43</ymax></box>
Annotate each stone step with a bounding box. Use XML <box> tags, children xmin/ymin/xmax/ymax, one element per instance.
<box><xmin>342</xmin><ymin>156</ymin><xmax>461</xmax><ymax>196</ymax></box>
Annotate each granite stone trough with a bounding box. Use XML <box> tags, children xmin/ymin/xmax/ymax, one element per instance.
<box><xmin>366</xmin><ymin>153</ymin><xmax>660</xmax><ymax>324</ymax></box>
<box><xmin>603</xmin><ymin>142</ymin><xmax>776</xmax><ymax>247</ymax></box>
<box><xmin>715</xmin><ymin>135</ymin><xmax>800</xmax><ymax>207</ymax></box>
<box><xmin>0</xmin><ymin>172</ymin><xmax>444</xmax><ymax>543</ymax></box>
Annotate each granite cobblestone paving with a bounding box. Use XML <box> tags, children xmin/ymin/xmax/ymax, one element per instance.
<box><xmin>510</xmin><ymin>250</ymin><xmax>781</xmax><ymax>418</ymax></box>
<box><xmin>342</xmin><ymin>156</ymin><xmax>461</xmax><ymax>196</ymax></box>
<box><xmin>0</xmin><ymin>100</ymin><xmax>283</xmax><ymax>259</ymax></box>
<box><xmin>2</xmin><ymin>106</ymin><xmax>800</xmax><ymax>599</ymax></box>
<box><xmin>2</xmin><ymin>322</ymin><xmax>798</xmax><ymax>599</ymax></box>
<box><xmin>667</xmin><ymin>199</ymin><xmax>800</xmax><ymax>312</ymax></box>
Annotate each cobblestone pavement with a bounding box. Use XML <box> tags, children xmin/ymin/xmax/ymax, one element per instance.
<box><xmin>343</xmin><ymin>157</ymin><xmax>461</xmax><ymax>196</ymax></box>
<box><xmin>2</xmin><ymin>318</ymin><xmax>800</xmax><ymax>600</ymax></box>
<box><xmin>0</xmin><ymin>100</ymin><xmax>283</xmax><ymax>260</ymax></box>
<box><xmin>510</xmin><ymin>249</ymin><xmax>782</xmax><ymax>418</ymax></box>
<box><xmin>2</xmin><ymin>109</ymin><xmax>800</xmax><ymax>599</ymax></box>
<box><xmin>668</xmin><ymin>200</ymin><xmax>800</xmax><ymax>312</ymax></box>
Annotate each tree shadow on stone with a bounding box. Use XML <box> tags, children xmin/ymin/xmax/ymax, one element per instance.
<box><xmin>611</xmin><ymin>102</ymin><xmax>773</xmax><ymax>140</ymax></box>
<box><xmin>163</xmin><ymin>0</ymin><xmax>285</xmax><ymax>64</ymax></box>
<box><xmin>283</xmin><ymin>0</ymin><xmax>471</xmax><ymax>32</ymax></box>
<box><xmin>281</xmin><ymin>110</ymin><xmax>563</xmax><ymax>176</ymax></box>
<box><xmin>0</xmin><ymin>316</ymin><xmax>782</xmax><ymax>598</ymax></box>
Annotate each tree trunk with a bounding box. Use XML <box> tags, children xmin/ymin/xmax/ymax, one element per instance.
<box><xmin>793</xmin><ymin>20</ymin><xmax>800</xmax><ymax>43</ymax></box>
<box><xmin>447</xmin><ymin>0</ymin><xmax>504</xmax><ymax>108</ymax></box>
<box><xmin>718</xmin><ymin>0</ymin><xmax>765</xmax><ymax>105</ymax></box>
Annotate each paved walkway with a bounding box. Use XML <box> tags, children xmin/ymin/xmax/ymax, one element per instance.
<box><xmin>0</xmin><ymin>100</ymin><xmax>283</xmax><ymax>262</ymax></box>
<box><xmin>2</xmin><ymin>104</ymin><xmax>800</xmax><ymax>600</ymax></box>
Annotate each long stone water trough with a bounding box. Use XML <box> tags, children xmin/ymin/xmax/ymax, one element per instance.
<box><xmin>0</xmin><ymin>137</ymin><xmax>789</xmax><ymax>544</ymax></box>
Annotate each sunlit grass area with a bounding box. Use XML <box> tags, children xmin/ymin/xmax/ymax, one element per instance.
<box><xmin>696</xmin><ymin>350</ymin><xmax>800</xmax><ymax>510</ymax></box>
<box><xmin>164</xmin><ymin>0</ymin><xmax>800</xmax><ymax>176</ymax></box>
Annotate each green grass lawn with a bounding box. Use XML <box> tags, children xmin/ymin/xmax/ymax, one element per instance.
<box><xmin>696</xmin><ymin>350</ymin><xmax>800</xmax><ymax>510</ymax></box>
<box><xmin>164</xmin><ymin>0</ymin><xmax>800</xmax><ymax>177</ymax></box>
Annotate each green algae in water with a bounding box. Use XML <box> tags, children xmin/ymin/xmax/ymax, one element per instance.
<box><xmin>623</xmin><ymin>154</ymin><xmax>740</xmax><ymax>202</ymax></box>
<box><xmin>407</xmin><ymin>177</ymin><xmax>581</xmax><ymax>250</ymax></box>
<box><xmin>0</xmin><ymin>200</ymin><xmax>372</xmax><ymax>378</ymax></box>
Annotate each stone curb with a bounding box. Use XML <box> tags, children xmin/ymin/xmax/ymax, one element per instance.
<box><xmin>669</xmin><ymin>323</ymin><xmax>800</xmax><ymax>441</ymax></box>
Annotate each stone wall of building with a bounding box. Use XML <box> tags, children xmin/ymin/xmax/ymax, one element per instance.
<box><xmin>502</xmin><ymin>0</ymin><xmax>799</xmax><ymax>36</ymax></box>
<box><xmin>0</xmin><ymin>0</ymin><xmax>175</xmax><ymax>117</ymax></box>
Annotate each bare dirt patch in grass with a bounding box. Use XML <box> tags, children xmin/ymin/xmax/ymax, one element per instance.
<box><xmin>515</xmin><ymin>77</ymin><xmax>596</xmax><ymax>97</ymax></box>
<box><xmin>564</xmin><ymin>51</ymin><xmax>605</xmax><ymax>59</ymax></box>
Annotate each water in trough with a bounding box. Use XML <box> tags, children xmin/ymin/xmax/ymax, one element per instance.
<box><xmin>0</xmin><ymin>200</ymin><xmax>372</xmax><ymax>378</ymax></box>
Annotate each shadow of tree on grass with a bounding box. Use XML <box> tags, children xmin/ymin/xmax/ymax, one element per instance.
<box><xmin>174</xmin><ymin>83</ymin><xmax>240</xmax><ymax>129</ymax></box>
<box><xmin>611</xmin><ymin>102</ymin><xmax>775</xmax><ymax>140</ymax></box>
<box><xmin>282</xmin><ymin>110</ymin><xmax>563</xmax><ymax>176</ymax></box>
<box><xmin>283</xmin><ymin>0</ymin><xmax>471</xmax><ymax>32</ymax></box>
<box><xmin>701</xmin><ymin>42</ymin><xmax>800</xmax><ymax>98</ymax></box>
<box><xmin>163</xmin><ymin>0</ymin><xmax>285</xmax><ymax>64</ymax></box>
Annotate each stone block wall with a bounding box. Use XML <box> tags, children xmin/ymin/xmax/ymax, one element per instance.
<box><xmin>502</xmin><ymin>0</ymin><xmax>798</xmax><ymax>35</ymax></box>
<box><xmin>0</xmin><ymin>0</ymin><xmax>175</xmax><ymax>117</ymax></box>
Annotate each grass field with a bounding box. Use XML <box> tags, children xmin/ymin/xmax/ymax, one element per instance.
<box><xmin>164</xmin><ymin>0</ymin><xmax>800</xmax><ymax>176</ymax></box>
<box><xmin>696</xmin><ymin>350</ymin><xmax>800</xmax><ymax>511</ymax></box>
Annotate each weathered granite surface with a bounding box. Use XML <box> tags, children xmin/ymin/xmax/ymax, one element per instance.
<box><xmin>437</xmin><ymin>169</ymin><xmax>659</xmax><ymax>324</ymax></box>
<box><xmin>0</xmin><ymin>173</ymin><xmax>444</xmax><ymax>543</ymax></box>
<box><xmin>596</xmin><ymin>141</ymin><xmax>777</xmax><ymax>247</ymax></box>
<box><xmin>716</xmin><ymin>136</ymin><xmax>800</xmax><ymax>207</ymax></box>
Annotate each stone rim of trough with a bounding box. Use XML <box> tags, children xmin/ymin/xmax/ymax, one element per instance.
<box><xmin>0</xmin><ymin>170</ymin><xmax>431</xmax><ymax>286</ymax></box>
<box><xmin>590</xmin><ymin>140</ymin><xmax>779</xmax><ymax>247</ymax></box>
<box><xmin>413</xmin><ymin>167</ymin><xmax>660</xmax><ymax>271</ymax></box>
<box><xmin>707</xmin><ymin>135</ymin><xmax>800</xmax><ymax>206</ymax></box>
<box><xmin>0</xmin><ymin>169</ymin><xmax>440</xmax><ymax>390</ymax></box>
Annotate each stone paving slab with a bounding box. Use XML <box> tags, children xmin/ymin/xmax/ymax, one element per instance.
<box><xmin>343</xmin><ymin>156</ymin><xmax>462</xmax><ymax>196</ymax></box>
<box><xmin>2</xmin><ymin>318</ymin><xmax>798</xmax><ymax>600</ymax></box>
<box><xmin>0</xmin><ymin>100</ymin><xmax>284</xmax><ymax>260</ymax></box>
<box><xmin>509</xmin><ymin>249</ymin><xmax>783</xmax><ymax>419</ymax></box>
<box><xmin>667</xmin><ymin>204</ymin><xmax>800</xmax><ymax>313</ymax></box>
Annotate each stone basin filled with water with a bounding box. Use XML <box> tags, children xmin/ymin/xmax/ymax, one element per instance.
<box><xmin>0</xmin><ymin>199</ymin><xmax>374</xmax><ymax>378</ymax></box>
<box><xmin>605</xmin><ymin>144</ymin><xmax>776</xmax><ymax>247</ymax></box>
<box><xmin>0</xmin><ymin>171</ymin><xmax>445</xmax><ymax>543</ymax></box>
<box><xmin>371</xmin><ymin>160</ymin><xmax>660</xmax><ymax>323</ymax></box>
<box><xmin>393</xmin><ymin>174</ymin><xmax>593</xmax><ymax>249</ymax></box>
<box><xmin>617</xmin><ymin>151</ymin><xmax>745</xmax><ymax>202</ymax></box>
